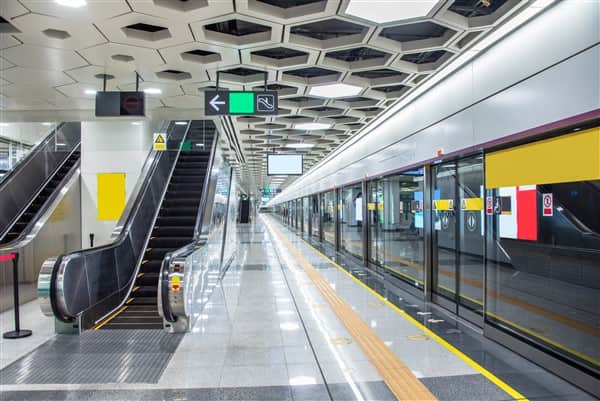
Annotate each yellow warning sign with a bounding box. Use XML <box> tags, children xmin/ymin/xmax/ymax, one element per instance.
<box><xmin>433</xmin><ymin>199</ymin><xmax>454</xmax><ymax>211</ymax></box>
<box><xmin>153</xmin><ymin>133</ymin><xmax>166</xmax><ymax>151</ymax></box>
<box><xmin>367</xmin><ymin>203</ymin><xmax>376</xmax><ymax>211</ymax></box>
<box><xmin>461</xmin><ymin>197</ymin><xmax>484</xmax><ymax>211</ymax></box>
<box><xmin>378</xmin><ymin>202</ymin><xmax>384</xmax><ymax>211</ymax></box>
<box><xmin>171</xmin><ymin>275</ymin><xmax>180</xmax><ymax>292</ymax></box>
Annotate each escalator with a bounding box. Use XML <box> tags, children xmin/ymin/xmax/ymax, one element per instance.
<box><xmin>101</xmin><ymin>129</ymin><xmax>212</xmax><ymax>329</ymax></box>
<box><xmin>0</xmin><ymin>150</ymin><xmax>80</xmax><ymax>245</ymax></box>
<box><xmin>0</xmin><ymin>122</ymin><xmax>81</xmax><ymax>246</ymax></box>
<box><xmin>38</xmin><ymin>120</ymin><xmax>219</xmax><ymax>332</ymax></box>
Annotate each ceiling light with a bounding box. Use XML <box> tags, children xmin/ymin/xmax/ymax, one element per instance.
<box><xmin>41</xmin><ymin>122</ymin><xmax>53</xmax><ymax>126</ymax></box>
<box><xmin>175</xmin><ymin>121</ymin><xmax>188</xmax><ymax>125</ymax></box>
<box><xmin>131</xmin><ymin>121</ymin><xmax>142</xmax><ymax>126</ymax></box>
<box><xmin>84</xmin><ymin>89</ymin><xmax>97</xmax><ymax>95</ymax></box>
<box><xmin>286</xmin><ymin>143</ymin><xmax>315</xmax><ymax>149</ymax></box>
<box><xmin>295</xmin><ymin>122</ymin><xmax>330</xmax><ymax>130</ymax></box>
<box><xmin>345</xmin><ymin>0</ymin><xmax>436</xmax><ymax>23</ymax></box>
<box><xmin>0</xmin><ymin>123</ymin><xmax>9</xmax><ymax>127</ymax></box>
<box><xmin>309</xmin><ymin>83</ymin><xmax>363</xmax><ymax>98</ymax></box>
<box><xmin>55</xmin><ymin>0</ymin><xmax>87</xmax><ymax>8</ymax></box>
<box><xmin>144</xmin><ymin>88</ymin><xmax>162</xmax><ymax>95</ymax></box>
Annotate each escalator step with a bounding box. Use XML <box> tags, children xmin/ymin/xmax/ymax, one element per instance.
<box><xmin>148</xmin><ymin>236</ymin><xmax>191</xmax><ymax>248</ymax></box>
<box><xmin>144</xmin><ymin>248</ymin><xmax>173</xmax><ymax>259</ymax></box>
<box><xmin>160</xmin><ymin>207</ymin><xmax>199</xmax><ymax>217</ymax></box>
<box><xmin>129</xmin><ymin>296</ymin><xmax>157</xmax><ymax>305</ymax></box>
<box><xmin>140</xmin><ymin>260</ymin><xmax>162</xmax><ymax>273</ymax></box>
<box><xmin>170</xmin><ymin>176</ymin><xmax>204</xmax><ymax>183</ymax></box>
<box><xmin>162</xmin><ymin>198</ymin><xmax>199</xmax><ymax>207</ymax></box>
<box><xmin>137</xmin><ymin>272</ymin><xmax>159</xmax><ymax>286</ymax></box>
<box><xmin>155</xmin><ymin>216</ymin><xmax>196</xmax><ymax>226</ymax></box>
<box><xmin>152</xmin><ymin>226</ymin><xmax>194</xmax><ymax>237</ymax></box>
<box><xmin>164</xmin><ymin>191</ymin><xmax>202</xmax><ymax>199</ymax></box>
<box><xmin>132</xmin><ymin>286</ymin><xmax>159</xmax><ymax>298</ymax></box>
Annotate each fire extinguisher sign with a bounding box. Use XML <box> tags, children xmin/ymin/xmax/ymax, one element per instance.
<box><xmin>542</xmin><ymin>193</ymin><xmax>553</xmax><ymax>216</ymax></box>
<box><xmin>486</xmin><ymin>196</ymin><xmax>493</xmax><ymax>215</ymax></box>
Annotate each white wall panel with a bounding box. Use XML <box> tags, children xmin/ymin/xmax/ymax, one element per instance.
<box><xmin>272</xmin><ymin>1</ymin><xmax>600</xmax><ymax>204</ymax></box>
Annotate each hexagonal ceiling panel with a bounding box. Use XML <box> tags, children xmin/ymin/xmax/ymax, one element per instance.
<box><xmin>0</xmin><ymin>0</ymin><xmax>526</xmax><ymax>195</ymax></box>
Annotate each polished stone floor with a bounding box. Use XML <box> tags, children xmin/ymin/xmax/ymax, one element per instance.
<box><xmin>0</xmin><ymin>217</ymin><xmax>596</xmax><ymax>401</ymax></box>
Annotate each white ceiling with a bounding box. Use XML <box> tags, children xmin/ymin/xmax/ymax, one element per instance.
<box><xmin>0</xmin><ymin>0</ymin><xmax>527</xmax><ymax>195</ymax></box>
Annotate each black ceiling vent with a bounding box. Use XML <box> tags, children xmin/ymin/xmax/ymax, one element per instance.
<box><xmin>337</xmin><ymin>96</ymin><xmax>373</xmax><ymax>103</ymax></box>
<box><xmin>352</xmin><ymin>69</ymin><xmax>407</xmax><ymax>80</ymax></box>
<box><xmin>181</xmin><ymin>49</ymin><xmax>221</xmax><ymax>64</ymax></box>
<box><xmin>291</xmin><ymin>19</ymin><xmax>365</xmax><ymax>41</ymax></box>
<box><xmin>284</xmin><ymin>67</ymin><xmax>338</xmax><ymax>78</ymax></box>
<box><xmin>380</xmin><ymin>22</ymin><xmax>451</xmax><ymax>43</ymax></box>
<box><xmin>326</xmin><ymin>47</ymin><xmax>389</xmax><ymax>62</ymax></box>
<box><xmin>257</xmin><ymin>0</ymin><xmax>323</xmax><ymax>8</ymax></box>
<box><xmin>254</xmin><ymin>83</ymin><xmax>295</xmax><ymax>90</ymax></box>
<box><xmin>356</xmin><ymin>107</ymin><xmax>383</xmax><ymax>112</ymax></box>
<box><xmin>112</xmin><ymin>54</ymin><xmax>135</xmax><ymax>62</ymax></box>
<box><xmin>205</xmin><ymin>19</ymin><xmax>271</xmax><ymax>36</ymax></box>
<box><xmin>94</xmin><ymin>73</ymin><xmax>115</xmax><ymax>80</ymax></box>
<box><xmin>156</xmin><ymin>69</ymin><xmax>192</xmax><ymax>80</ymax></box>
<box><xmin>122</xmin><ymin>23</ymin><xmax>170</xmax><ymax>41</ymax></box>
<box><xmin>222</xmin><ymin>67</ymin><xmax>265</xmax><ymax>76</ymax></box>
<box><xmin>401</xmin><ymin>50</ymin><xmax>449</xmax><ymax>64</ymax></box>
<box><xmin>306</xmin><ymin>106</ymin><xmax>342</xmax><ymax>112</ymax></box>
<box><xmin>0</xmin><ymin>16</ymin><xmax>21</xmax><ymax>34</ymax></box>
<box><xmin>371</xmin><ymin>85</ymin><xmax>409</xmax><ymax>93</ymax></box>
<box><xmin>252</xmin><ymin>47</ymin><xmax>308</xmax><ymax>60</ymax></box>
<box><xmin>449</xmin><ymin>0</ymin><xmax>508</xmax><ymax>17</ymax></box>
<box><xmin>43</xmin><ymin>28</ymin><xmax>71</xmax><ymax>39</ymax></box>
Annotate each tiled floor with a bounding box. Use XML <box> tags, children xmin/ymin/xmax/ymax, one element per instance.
<box><xmin>0</xmin><ymin>218</ymin><xmax>597</xmax><ymax>401</ymax></box>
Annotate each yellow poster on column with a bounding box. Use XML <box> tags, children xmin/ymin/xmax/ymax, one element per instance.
<box><xmin>97</xmin><ymin>173</ymin><xmax>126</xmax><ymax>220</ymax></box>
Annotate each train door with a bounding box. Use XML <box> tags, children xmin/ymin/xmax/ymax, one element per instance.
<box><xmin>431</xmin><ymin>156</ymin><xmax>485</xmax><ymax>326</ymax></box>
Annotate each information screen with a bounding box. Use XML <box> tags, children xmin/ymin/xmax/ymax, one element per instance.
<box><xmin>95</xmin><ymin>91</ymin><xmax>145</xmax><ymax>117</ymax></box>
<box><xmin>267</xmin><ymin>154</ymin><xmax>303</xmax><ymax>176</ymax></box>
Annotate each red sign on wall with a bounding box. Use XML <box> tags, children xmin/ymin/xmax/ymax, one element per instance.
<box><xmin>542</xmin><ymin>193</ymin><xmax>553</xmax><ymax>216</ymax></box>
<box><xmin>486</xmin><ymin>196</ymin><xmax>493</xmax><ymax>215</ymax></box>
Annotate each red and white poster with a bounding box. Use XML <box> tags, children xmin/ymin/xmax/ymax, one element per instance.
<box><xmin>497</xmin><ymin>186</ymin><xmax>538</xmax><ymax>241</ymax></box>
<box><xmin>542</xmin><ymin>193</ymin><xmax>553</xmax><ymax>216</ymax></box>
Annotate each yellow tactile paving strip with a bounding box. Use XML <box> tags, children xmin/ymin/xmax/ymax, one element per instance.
<box><xmin>271</xmin><ymin>223</ymin><xmax>438</xmax><ymax>401</ymax></box>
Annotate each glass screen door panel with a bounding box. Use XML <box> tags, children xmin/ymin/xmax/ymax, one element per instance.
<box><xmin>457</xmin><ymin>157</ymin><xmax>485</xmax><ymax>315</ymax></box>
<box><xmin>432</xmin><ymin>162</ymin><xmax>458</xmax><ymax>302</ymax></box>
<box><xmin>367</xmin><ymin>180</ymin><xmax>384</xmax><ymax>266</ymax></box>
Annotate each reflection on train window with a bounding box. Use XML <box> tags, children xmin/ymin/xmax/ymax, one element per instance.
<box><xmin>485</xmin><ymin>128</ymin><xmax>600</xmax><ymax>372</ymax></box>
<box><xmin>341</xmin><ymin>184</ymin><xmax>363</xmax><ymax>259</ymax></box>
<box><xmin>369</xmin><ymin>170</ymin><xmax>425</xmax><ymax>288</ymax></box>
<box><xmin>321</xmin><ymin>190</ymin><xmax>335</xmax><ymax>246</ymax></box>
<box><xmin>302</xmin><ymin>197</ymin><xmax>309</xmax><ymax>235</ymax></box>
<box><xmin>311</xmin><ymin>194</ymin><xmax>320</xmax><ymax>239</ymax></box>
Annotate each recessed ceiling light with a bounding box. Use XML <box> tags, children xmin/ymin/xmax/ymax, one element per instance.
<box><xmin>131</xmin><ymin>121</ymin><xmax>142</xmax><ymax>126</ymax></box>
<box><xmin>55</xmin><ymin>0</ymin><xmax>87</xmax><ymax>8</ymax></box>
<box><xmin>309</xmin><ymin>83</ymin><xmax>363</xmax><ymax>98</ymax></box>
<box><xmin>175</xmin><ymin>121</ymin><xmax>188</xmax><ymax>125</ymax></box>
<box><xmin>344</xmin><ymin>0</ymin><xmax>436</xmax><ymax>23</ymax></box>
<box><xmin>286</xmin><ymin>143</ymin><xmax>315</xmax><ymax>149</ymax></box>
<box><xmin>41</xmin><ymin>122</ymin><xmax>53</xmax><ymax>126</ymax></box>
<box><xmin>144</xmin><ymin>88</ymin><xmax>162</xmax><ymax>94</ymax></box>
<box><xmin>0</xmin><ymin>123</ymin><xmax>9</xmax><ymax>127</ymax></box>
<box><xmin>295</xmin><ymin>122</ymin><xmax>330</xmax><ymax>130</ymax></box>
<box><xmin>84</xmin><ymin>89</ymin><xmax>97</xmax><ymax>95</ymax></box>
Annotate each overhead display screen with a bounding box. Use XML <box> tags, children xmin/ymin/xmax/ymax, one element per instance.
<box><xmin>267</xmin><ymin>154</ymin><xmax>303</xmax><ymax>176</ymax></box>
<box><xmin>95</xmin><ymin>91</ymin><xmax>145</xmax><ymax>117</ymax></box>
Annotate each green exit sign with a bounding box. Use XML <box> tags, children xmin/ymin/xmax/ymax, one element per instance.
<box><xmin>205</xmin><ymin>91</ymin><xmax>278</xmax><ymax>116</ymax></box>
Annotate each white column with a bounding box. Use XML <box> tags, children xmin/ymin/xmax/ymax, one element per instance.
<box><xmin>80</xmin><ymin>120</ymin><xmax>153</xmax><ymax>247</ymax></box>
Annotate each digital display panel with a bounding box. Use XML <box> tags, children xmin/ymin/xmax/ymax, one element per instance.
<box><xmin>267</xmin><ymin>154</ymin><xmax>303</xmax><ymax>176</ymax></box>
<box><xmin>95</xmin><ymin>91</ymin><xmax>145</xmax><ymax>117</ymax></box>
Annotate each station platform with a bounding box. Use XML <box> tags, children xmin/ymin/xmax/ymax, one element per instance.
<box><xmin>0</xmin><ymin>216</ymin><xmax>594</xmax><ymax>401</ymax></box>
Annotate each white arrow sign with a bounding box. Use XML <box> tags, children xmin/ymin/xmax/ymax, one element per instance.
<box><xmin>209</xmin><ymin>94</ymin><xmax>225</xmax><ymax>111</ymax></box>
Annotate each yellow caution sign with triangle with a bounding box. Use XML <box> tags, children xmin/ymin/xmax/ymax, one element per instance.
<box><xmin>153</xmin><ymin>133</ymin><xmax>166</xmax><ymax>151</ymax></box>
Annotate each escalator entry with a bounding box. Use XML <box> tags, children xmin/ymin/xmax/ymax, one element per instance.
<box><xmin>99</xmin><ymin>129</ymin><xmax>213</xmax><ymax>329</ymax></box>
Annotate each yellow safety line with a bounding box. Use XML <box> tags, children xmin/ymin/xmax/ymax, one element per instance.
<box><xmin>278</xmin><ymin>220</ymin><xmax>529</xmax><ymax>401</ymax></box>
<box><xmin>271</xmin><ymin>224</ymin><xmax>438</xmax><ymax>401</ymax></box>
<box><xmin>93</xmin><ymin>305</ymin><xmax>128</xmax><ymax>330</ymax></box>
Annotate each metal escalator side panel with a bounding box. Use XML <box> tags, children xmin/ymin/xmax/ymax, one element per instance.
<box><xmin>0</xmin><ymin>122</ymin><xmax>81</xmax><ymax>241</ymax></box>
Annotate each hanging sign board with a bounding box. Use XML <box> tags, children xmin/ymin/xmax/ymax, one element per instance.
<box><xmin>205</xmin><ymin>91</ymin><xmax>278</xmax><ymax>116</ymax></box>
<box><xmin>95</xmin><ymin>91</ymin><xmax>145</xmax><ymax>117</ymax></box>
<box><xmin>542</xmin><ymin>193</ymin><xmax>553</xmax><ymax>216</ymax></box>
<box><xmin>153</xmin><ymin>133</ymin><xmax>166</xmax><ymax>151</ymax></box>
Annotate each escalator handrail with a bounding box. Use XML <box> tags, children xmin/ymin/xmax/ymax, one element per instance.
<box><xmin>0</xmin><ymin>154</ymin><xmax>81</xmax><ymax>252</ymax></box>
<box><xmin>159</xmin><ymin>132</ymin><xmax>220</xmax><ymax>323</ymax></box>
<box><xmin>0</xmin><ymin>122</ymin><xmax>64</xmax><ymax>187</ymax></box>
<box><xmin>42</xmin><ymin>122</ymin><xmax>190</xmax><ymax>324</ymax></box>
<box><xmin>0</xmin><ymin>122</ymin><xmax>80</xmax><ymax>241</ymax></box>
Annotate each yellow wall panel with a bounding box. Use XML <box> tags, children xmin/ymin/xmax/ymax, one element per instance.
<box><xmin>97</xmin><ymin>173</ymin><xmax>126</xmax><ymax>221</ymax></box>
<box><xmin>485</xmin><ymin>127</ymin><xmax>600</xmax><ymax>188</ymax></box>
